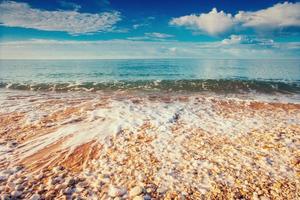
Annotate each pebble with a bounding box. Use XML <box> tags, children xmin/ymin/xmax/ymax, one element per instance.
<box><xmin>252</xmin><ymin>192</ymin><xmax>259</xmax><ymax>200</ymax></box>
<box><xmin>14</xmin><ymin>177</ymin><xmax>25</xmax><ymax>185</ymax></box>
<box><xmin>12</xmin><ymin>166</ymin><xmax>23</xmax><ymax>173</ymax></box>
<box><xmin>1</xmin><ymin>194</ymin><xmax>10</xmax><ymax>200</ymax></box>
<box><xmin>260</xmin><ymin>196</ymin><xmax>270</xmax><ymax>200</ymax></box>
<box><xmin>53</xmin><ymin>166</ymin><xmax>64</xmax><ymax>173</ymax></box>
<box><xmin>157</xmin><ymin>186</ymin><xmax>168</xmax><ymax>194</ymax></box>
<box><xmin>108</xmin><ymin>185</ymin><xmax>126</xmax><ymax>197</ymax></box>
<box><xmin>29</xmin><ymin>194</ymin><xmax>41</xmax><ymax>200</ymax></box>
<box><xmin>129</xmin><ymin>186</ymin><xmax>144</xmax><ymax>197</ymax></box>
<box><xmin>63</xmin><ymin>187</ymin><xmax>73</xmax><ymax>195</ymax></box>
<box><xmin>0</xmin><ymin>175</ymin><xmax>8</xmax><ymax>182</ymax></box>
<box><xmin>15</xmin><ymin>184</ymin><xmax>24</xmax><ymax>191</ymax></box>
<box><xmin>133</xmin><ymin>196</ymin><xmax>145</xmax><ymax>200</ymax></box>
<box><xmin>65</xmin><ymin>177</ymin><xmax>76</xmax><ymax>186</ymax></box>
<box><xmin>11</xmin><ymin>190</ymin><xmax>22</xmax><ymax>198</ymax></box>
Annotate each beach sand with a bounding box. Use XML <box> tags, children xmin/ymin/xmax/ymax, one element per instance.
<box><xmin>0</xmin><ymin>89</ymin><xmax>299</xmax><ymax>199</ymax></box>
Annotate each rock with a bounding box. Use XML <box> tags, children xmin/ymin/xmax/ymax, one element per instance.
<box><xmin>63</xmin><ymin>187</ymin><xmax>73</xmax><ymax>195</ymax></box>
<box><xmin>76</xmin><ymin>186</ymin><xmax>85</xmax><ymax>192</ymax></box>
<box><xmin>253</xmin><ymin>192</ymin><xmax>259</xmax><ymax>200</ymax></box>
<box><xmin>1</xmin><ymin>193</ymin><xmax>10</xmax><ymax>200</ymax></box>
<box><xmin>6</xmin><ymin>141</ymin><xmax>18</xmax><ymax>148</ymax></box>
<box><xmin>77</xmin><ymin>181</ymin><xmax>88</xmax><ymax>188</ymax></box>
<box><xmin>37</xmin><ymin>184</ymin><xmax>45</xmax><ymax>192</ymax></box>
<box><xmin>101</xmin><ymin>177</ymin><xmax>110</xmax><ymax>183</ymax></box>
<box><xmin>12</xmin><ymin>166</ymin><xmax>23</xmax><ymax>173</ymax></box>
<box><xmin>108</xmin><ymin>185</ymin><xmax>126</xmax><ymax>197</ymax></box>
<box><xmin>11</xmin><ymin>190</ymin><xmax>22</xmax><ymax>198</ymax></box>
<box><xmin>65</xmin><ymin>177</ymin><xmax>76</xmax><ymax>186</ymax></box>
<box><xmin>52</xmin><ymin>176</ymin><xmax>64</xmax><ymax>185</ymax></box>
<box><xmin>30</xmin><ymin>194</ymin><xmax>40</xmax><ymax>200</ymax></box>
<box><xmin>129</xmin><ymin>186</ymin><xmax>144</xmax><ymax>197</ymax></box>
<box><xmin>35</xmin><ymin>173</ymin><xmax>44</xmax><ymax>180</ymax></box>
<box><xmin>260</xmin><ymin>197</ymin><xmax>270</xmax><ymax>200</ymax></box>
<box><xmin>133</xmin><ymin>196</ymin><xmax>145</xmax><ymax>200</ymax></box>
<box><xmin>157</xmin><ymin>186</ymin><xmax>168</xmax><ymax>194</ymax></box>
<box><xmin>45</xmin><ymin>191</ymin><xmax>55</xmax><ymax>199</ymax></box>
<box><xmin>1</xmin><ymin>169</ymin><xmax>13</xmax><ymax>175</ymax></box>
<box><xmin>14</xmin><ymin>177</ymin><xmax>25</xmax><ymax>185</ymax></box>
<box><xmin>53</xmin><ymin>166</ymin><xmax>64</xmax><ymax>173</ymax></box>
<box><xmin>15</xmin><ymin>184</ymin><xmax>24</xmax><ymax>191</ymax></box>
<box><xmin>6</xmin><ymin>181</ymin><xmax>15</xmax><ymax>189</ymax></box>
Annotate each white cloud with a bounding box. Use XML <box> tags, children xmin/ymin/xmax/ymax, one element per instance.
<box><xmin>128</xmin><ymin>32</ymin><xmax>174</xmax><ymax>41</ymax></box>
<box><xmin>236</xmin><ymin>2</ymin><xmax>300</xmax><ymax>29</ymax></box>
<box><xmin>1</xmin><ymin>39</ymin><xmax>299</xmax><ymax>59</ymax></box>
<box><xmin>221</xmin><ymin>35</ymin><xmax>243</xmax><ymax>45</ymax></box>
<box><xmin>222</xmin><ymin>35</ymin><xmax>275</xmax><ymax>46</ymax></box>
<box><xmin>170</xmin><ymin>8</ymin><xmax>236</xmax><ymax>35</ymax></box>
<box><xmin>170</xmin><ymin>2</ymin><xmax>300</xmax><ymax>36</ymax></box>
<box><xmin>145</xmin><ymin>32</ymin><xmax>174</xmax><ymax>39</ymax></box>
<box><xmin>0</xmin><ymin>1</ymin><xmax>121</xmax><ymax>34</ymax></box>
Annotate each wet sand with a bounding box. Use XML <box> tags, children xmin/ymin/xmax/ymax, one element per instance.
<box><xmin>0</xmin><ymin>89</ymin><xmax>299</xmax><ymax>200</ymax></box>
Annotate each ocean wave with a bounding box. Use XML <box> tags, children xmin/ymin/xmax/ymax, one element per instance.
<box><xmin>0</xmin><ymin>79</ymin><xmax>299</xmax><ymax>94</ymax></box>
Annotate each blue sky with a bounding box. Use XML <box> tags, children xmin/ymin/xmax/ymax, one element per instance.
<box><xmin>0</xmin><ymin>0</ymin><xmax>299</xmax><ymax>59</ymax></box>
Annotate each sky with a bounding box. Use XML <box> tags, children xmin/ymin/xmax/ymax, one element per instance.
<box><xmin>0</xmin><ymin>0</ymin><xmax>300</xmax><ymax>59</ymax></box>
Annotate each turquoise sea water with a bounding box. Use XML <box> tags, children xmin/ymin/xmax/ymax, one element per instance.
<box><xmin>0</xmin><ymin>59</ymin><xmax>299</xmax><ymax>93</ymax></box>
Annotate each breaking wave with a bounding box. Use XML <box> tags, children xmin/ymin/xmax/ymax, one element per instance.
<box><xmin>1</xmin><ymin>79</ymin><xmax>300</xmax><ymax>94</ymax></box>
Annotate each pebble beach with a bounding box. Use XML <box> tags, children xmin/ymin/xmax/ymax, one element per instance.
<box><xmin>0</xmin><ymin>89</ymin><xmax>299</xmax><ymax>200</ymax></box>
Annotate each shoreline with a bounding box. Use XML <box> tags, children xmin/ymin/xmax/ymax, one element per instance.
<box><xmin>0</xmin><ymin>89</ymin><xmax>299</xmax><ymax>199</ymax></box>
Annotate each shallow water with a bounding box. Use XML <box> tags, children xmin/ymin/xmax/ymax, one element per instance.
<box><xmin>0</xmin><ymin>59</ymin><xmax>299</xmax><ymax>93</ymax></box>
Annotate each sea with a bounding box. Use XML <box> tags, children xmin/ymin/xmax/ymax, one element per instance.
<box><xmin>0</xmin><ymin>59</ymin><xmax>299</xmax><ymax>94</ymax></box>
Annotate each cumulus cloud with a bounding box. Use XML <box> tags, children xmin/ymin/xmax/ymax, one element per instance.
<box><xmin>170</xmin><ymin>2</ymin><xmax>300</xmax><ymax>36</ymax></box>
<box><xmin>0</xmin><ymin>1</ymin><xmax>121</xmax><ymax>34</ymax></box>
<box><xmin>170</xmin><ymin>8</ymin><xmax>235</xmax><ymax>35</ymax></box>
<box><xmin>236</xmin><ymin>2</ymin><xmax>300</xmax><ymax>29</ymax></box>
